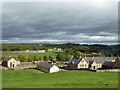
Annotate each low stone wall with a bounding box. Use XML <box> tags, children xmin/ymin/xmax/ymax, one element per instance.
<box><xmin>13</xmin><ymin>65</ymin><xmax>36</xmax><ymax>70</ymax></box>
<box><xmin>0</xmin><ymin>65</ymin><xmax>9</xmax><ymax>70</ymax></box>
<box><xmin>96</xmin><ymin>69</ymin><xmax>120</xmax><ymax>72</ymax></box>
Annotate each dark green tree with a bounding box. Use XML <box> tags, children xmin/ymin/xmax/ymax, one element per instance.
<box><xmin>73</xmin><ymin>51</ymin><xmax>81</xmax><ymax>58</ymax></box>
<box><xmin>43</xmin><ymin>56</ymin><xmax>48</xmax><ymax>61</ymax></box>
<box><xmin>17</xmin><ymin>55</ymin><xmax>26</xmax><ymax>62</ymax></box>
<box><xmin>49</xmin><ymin>56</ymin><xmax>53</xmax><ymax>61</ymax></box>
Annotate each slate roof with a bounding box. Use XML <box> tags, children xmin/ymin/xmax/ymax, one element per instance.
<box><xmin>89</xmin><ymin>61</ymin><xmax>94</xmax><ymax>64</ymax></box>
<box><xmin>3</xmin><ymin>57</ymin><xmax>19</xmax><ymax>61</ymax></box>
<box><xmin>103</xmin><ymin>57</ymin><xmax>120</xmax><ymax>67</ymax></box>
<box><xmin>86</xmin><ymin>57</ymin><xmax>105</xmax><ymax>64</ymax></box>
<box><xmin>104</xmin><ymin>57</ymin><xmax>117</xmax><ymax>61</ymax></box>
<box><xmin>37</xmin><ymin>62</ymin><xmax>54</xmax><ymax>69</ymax></box>
<box><xmin>103</xmin><ymin>61</ymin><xmax>115</xmax><ymax>67</ymax></box>
<box><xmin>67</xmin><ymin>58</ymin><xmax>89</xmax><ymax>65</ymax></box>
<box><xmin>67</xmin><ymin>58</ymin><xmax>82</xmax><ymax>65</ymax></box>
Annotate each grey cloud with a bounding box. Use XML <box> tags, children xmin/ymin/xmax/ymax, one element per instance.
<box><xmin>2</xmin><ymin>2</ymin><xmax>118</xmax><ymax>44</ymax></box>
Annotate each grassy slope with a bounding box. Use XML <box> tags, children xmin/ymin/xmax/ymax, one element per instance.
<box><xmin>2</xmin><ymin>69</ymin><xmax>118</xmax><ymax>88</ymax></box>
<box><xmin>1</xmin><ymin>51</ymin><xmax>72</xmax><ymax>58</ymax></box>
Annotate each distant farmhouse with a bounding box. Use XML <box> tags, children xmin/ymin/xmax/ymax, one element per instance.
<box><xmin>67</xmin><ymin>56</ymin><xmax>120</xmax><ymax>70</ymax></box>
<box><xmin>47</xmin><ymin>48</ymin><xmax>62</xmax><ymax>52</ymax></box>
<box><xmin>2</xmin><ymin>57</ymin><xmax>20</xmax><ymax>68</ymax></box>
<box><xmin>24</xmin><ymin>50</ymin><xmax>46</xmax><ymax>53</ymax></box>
<box><xmin>37</xmin><ymin>62</ymin><xmax>59</xmax><ymax>73</ymax></box>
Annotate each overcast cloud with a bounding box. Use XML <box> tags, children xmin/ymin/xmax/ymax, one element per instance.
<box><xmin>2</xmin><ymin>1</ymin><xmax>118</xmax><ymax>44</ymax></box>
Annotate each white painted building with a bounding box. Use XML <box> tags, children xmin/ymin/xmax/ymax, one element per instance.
<box><xmin>37</xmin><ymin>62</ymin><xmax>59</xmax><ymax>73</ymax></box>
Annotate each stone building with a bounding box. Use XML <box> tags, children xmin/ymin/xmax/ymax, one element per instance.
<box><xmin>37</xmin><ymin>62</ymin><xmax>59</xmax><ymax>73</ymax></box>
<box><xmin>103</xmin><ymin>57</ymin><xmax>120</xmax><ymax>69</ymax></box>
<box><xmin>67</xmin><ymin>58</ymin><xmax>89</xmax><ymax>70</ymax></box>
<box><xmin>67</xmin><ymin>56</ymin><xmax>119</xmax><ymax>70</ymax></box>
<box><xmin>2</xmin><ymin>57</ymin><xmax>20</xmax><ymax>68</ymax></box>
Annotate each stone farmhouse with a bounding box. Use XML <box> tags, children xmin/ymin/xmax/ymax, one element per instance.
<box><xmin>67</xmin><ymin>58</ymin><xmax>89</xmax><ymax>69</ymax></box>
<box><xmin>47</xmin><ymin>48</ymin><xmax>62</xmax><ymax>52</ymax></box>
<box><xmin>2</xmin><ymin>57</ymin><xmax>20</xmax><ymax>68</ymax></box>
<box><xmin>24</xmin><ymin>50</ymin><xmax>46</xmax><ymax>53</ymax></box>
<box><xmin>67</xmin><ymin>57</ymin><xmax>119</xmax><ymax>70</ymax></box>
<box><xmin>86</xmin><ymin>57</ymin><xmax>104</xmax><ymax>70</ymax></box>
<box><xmin>37</xmin><ymin>62</ymin><xmax>59</xmax><ymax>73</ymax></box>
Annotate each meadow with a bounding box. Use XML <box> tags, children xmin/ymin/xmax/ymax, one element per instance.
<box><xmin>2</xmin><ymin>69</ymin><xmax>118</xmax><ymax>88</ymax></box>
<box><xmin>1</xmin><ymin>51</ymin><xmax>72</xmax><ymax>60</ymax></box>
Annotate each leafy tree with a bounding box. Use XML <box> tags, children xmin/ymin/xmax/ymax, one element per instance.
<box><xmin>1</xmin><ymin>56</ymin><xmax>7</xmax><ymax>61</ymax></box>
<box><xmin>27</xmin><ymin>55</ymin><xmax>34</xmax><ymax>62</ymax></box>
<box><xmin>43</xmin><ymin>56</ymin><xmax>48</xmax><ymax>61</ymax></box>
<box><xmin>65</xmin><ymin>55</ymin><xmax>71</xmax><ymax>61</ymax></box>
<box><xmin>73</xmin><ymin>51</ymin><xmax>81</xmax><ymax>58</ymax></box>
<box><xmin>17</xmin><ymin>55</ymin><xmax>25</xmax><ymax>62</ymax></box>
<box><xmin>33</xmin><ymin>55</ymin><xmax>40</xmax><ymax>61</ymax></box>
<box><xmin>49</xmin><ymin>56</ymin><xmax>53</xmax><ymax>61</ymax></box>
<box><xmin>56</xmin><ymin>54</ymin><xmax>66</xmax><ymax>61</ymax></box>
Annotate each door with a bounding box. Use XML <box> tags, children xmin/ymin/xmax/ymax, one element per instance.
<box><xmin>13</xmin><ymin>64</ymin><xmax>14</xmax><ymax>68</ymax></box>
<box><xmin>10</xmin><ymin>62</ymin><xmax>12</xmax><ymax>68</ymax></box>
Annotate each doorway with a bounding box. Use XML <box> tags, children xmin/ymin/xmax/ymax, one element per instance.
<box><xmin>13</xmin><ymin>64</ymin><xmax>14</xmax><ymax>68</ymax></box>
<box><xmin>93</xmin><ymin>66</ymin><xmax>96</xmax><ymax>70</ymax></box>
<box><xmin>10</xmin><ymin>62</ymin><xmax>12</xmax><ymax>68</ymax></box>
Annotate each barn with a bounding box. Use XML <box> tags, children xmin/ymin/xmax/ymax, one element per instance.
<box><xmin>37</xmin><ymin>62</ymin><xmax>59</xmax><ymax>73</ymax></box>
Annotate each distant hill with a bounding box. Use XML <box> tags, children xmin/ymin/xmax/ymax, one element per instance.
<box><xmin>1</xmin><ymin>43</ymin><xmax>120</xmax><ymax>56</ymax></box>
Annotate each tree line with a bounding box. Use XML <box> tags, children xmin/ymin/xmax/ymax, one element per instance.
<box><xmin>1</xmin><ymin>54</ymin><xmax>72</xmax><ymax>62</ymax></box>
<box><xmin>1</xmin><ymin>43</ymin><xmax>120</xmax><ymax>56</ymax></box>
<box><xmin>1</xmin><ymin>51</ymin><xmax>107</xmax><ymax>62</ymax></box>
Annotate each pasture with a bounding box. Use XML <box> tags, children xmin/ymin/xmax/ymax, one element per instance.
<box><xmin>1</xmin><ymin>51</ymin><xmax>72</xmax><ymax>57</ymax></box>
<box><xmin>2</xmin><ymin>69</ymin><xmax>118</xmax><ymax>88</ymax></box>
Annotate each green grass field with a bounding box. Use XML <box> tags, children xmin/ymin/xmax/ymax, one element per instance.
<box><xmin>1</xmin><ymin>51</ymin><xmax>72</xmax><ymax>59</ymax></box>
<box><xmin>2</xmin><ymin>69</ymin><xmax>118</xmax><ymax>88</ymax></box>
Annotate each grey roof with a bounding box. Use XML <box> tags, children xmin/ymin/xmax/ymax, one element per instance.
<box><xmin>37</xmin><ymin>62</ymin><xmax>54</xmax><ymax>69</ymax></box>
<box><xmin>103</xmin><ymin>61</ymin><xmax>115</xmax><ymax>67</ymax></box>
<box><xmin>89</xmin><ymin>61</ymin><xmax>94</xmax><ymax>64</ymax></box>
<box><xmin>86</xmin><ymin>57</ymin><xmax>105</xmax><ymax>64</ymax></box>
<box><xmin>104</xmin><ymin>57</ymin><xmax>117</xmax><ymax>61</ymax></box>
<box><xmin>67</xmin><ymin>58</ymin><xmax>89</xmax><ymax>65</ymax></box>
<box><xmin>3</xmin><ymin>57</ymin><xmax>19</xmax><ymax>61</ymax></box>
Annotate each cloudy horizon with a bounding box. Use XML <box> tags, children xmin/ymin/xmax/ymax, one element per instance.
<box><xmin>2</xmin><ymin>1</ymin><xmax>119</xmax><ymax>45</ymax></box>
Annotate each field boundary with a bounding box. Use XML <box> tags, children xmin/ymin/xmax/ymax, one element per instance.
<box><xmin>96</xmin><ymin>69</ymin><xmax>120</xmax><ymax>72</ymax></box>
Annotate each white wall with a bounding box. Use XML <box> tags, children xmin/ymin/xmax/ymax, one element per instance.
<box><xmin>78</xmin><ymin>58</ymin><xmax>89</xmax><ymax>69</ymax></box>
<box><xmin>50</xmin><ymin>65</ymin><xmax>59</xmax><ymax>73</ymax></box>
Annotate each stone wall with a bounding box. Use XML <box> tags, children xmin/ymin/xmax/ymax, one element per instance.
<box><xmin>96</xmin><ymin>69</ymin><xmax>120</xmax><ymax>72</ymax></box>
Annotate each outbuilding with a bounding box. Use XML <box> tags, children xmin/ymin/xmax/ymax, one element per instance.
<box><xmin>37</xmin><ymin>62</ymin><xmax>59</xmax><ymax>73</ymax></box>
<box><xmin>2</xmin><ymin>57</ymin><xmax>20</xmax><ymax>68</ymax></box>
<box><xmin>103</xmin><ymin>57</ymin><xmax>120</xmax><ymax>69</ymax></box>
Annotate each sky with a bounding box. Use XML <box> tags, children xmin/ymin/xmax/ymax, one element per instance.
<box><xmin>2</xmin><ymin>0</ymin><xmax>119</xmax><ymax>44</ymax></box>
